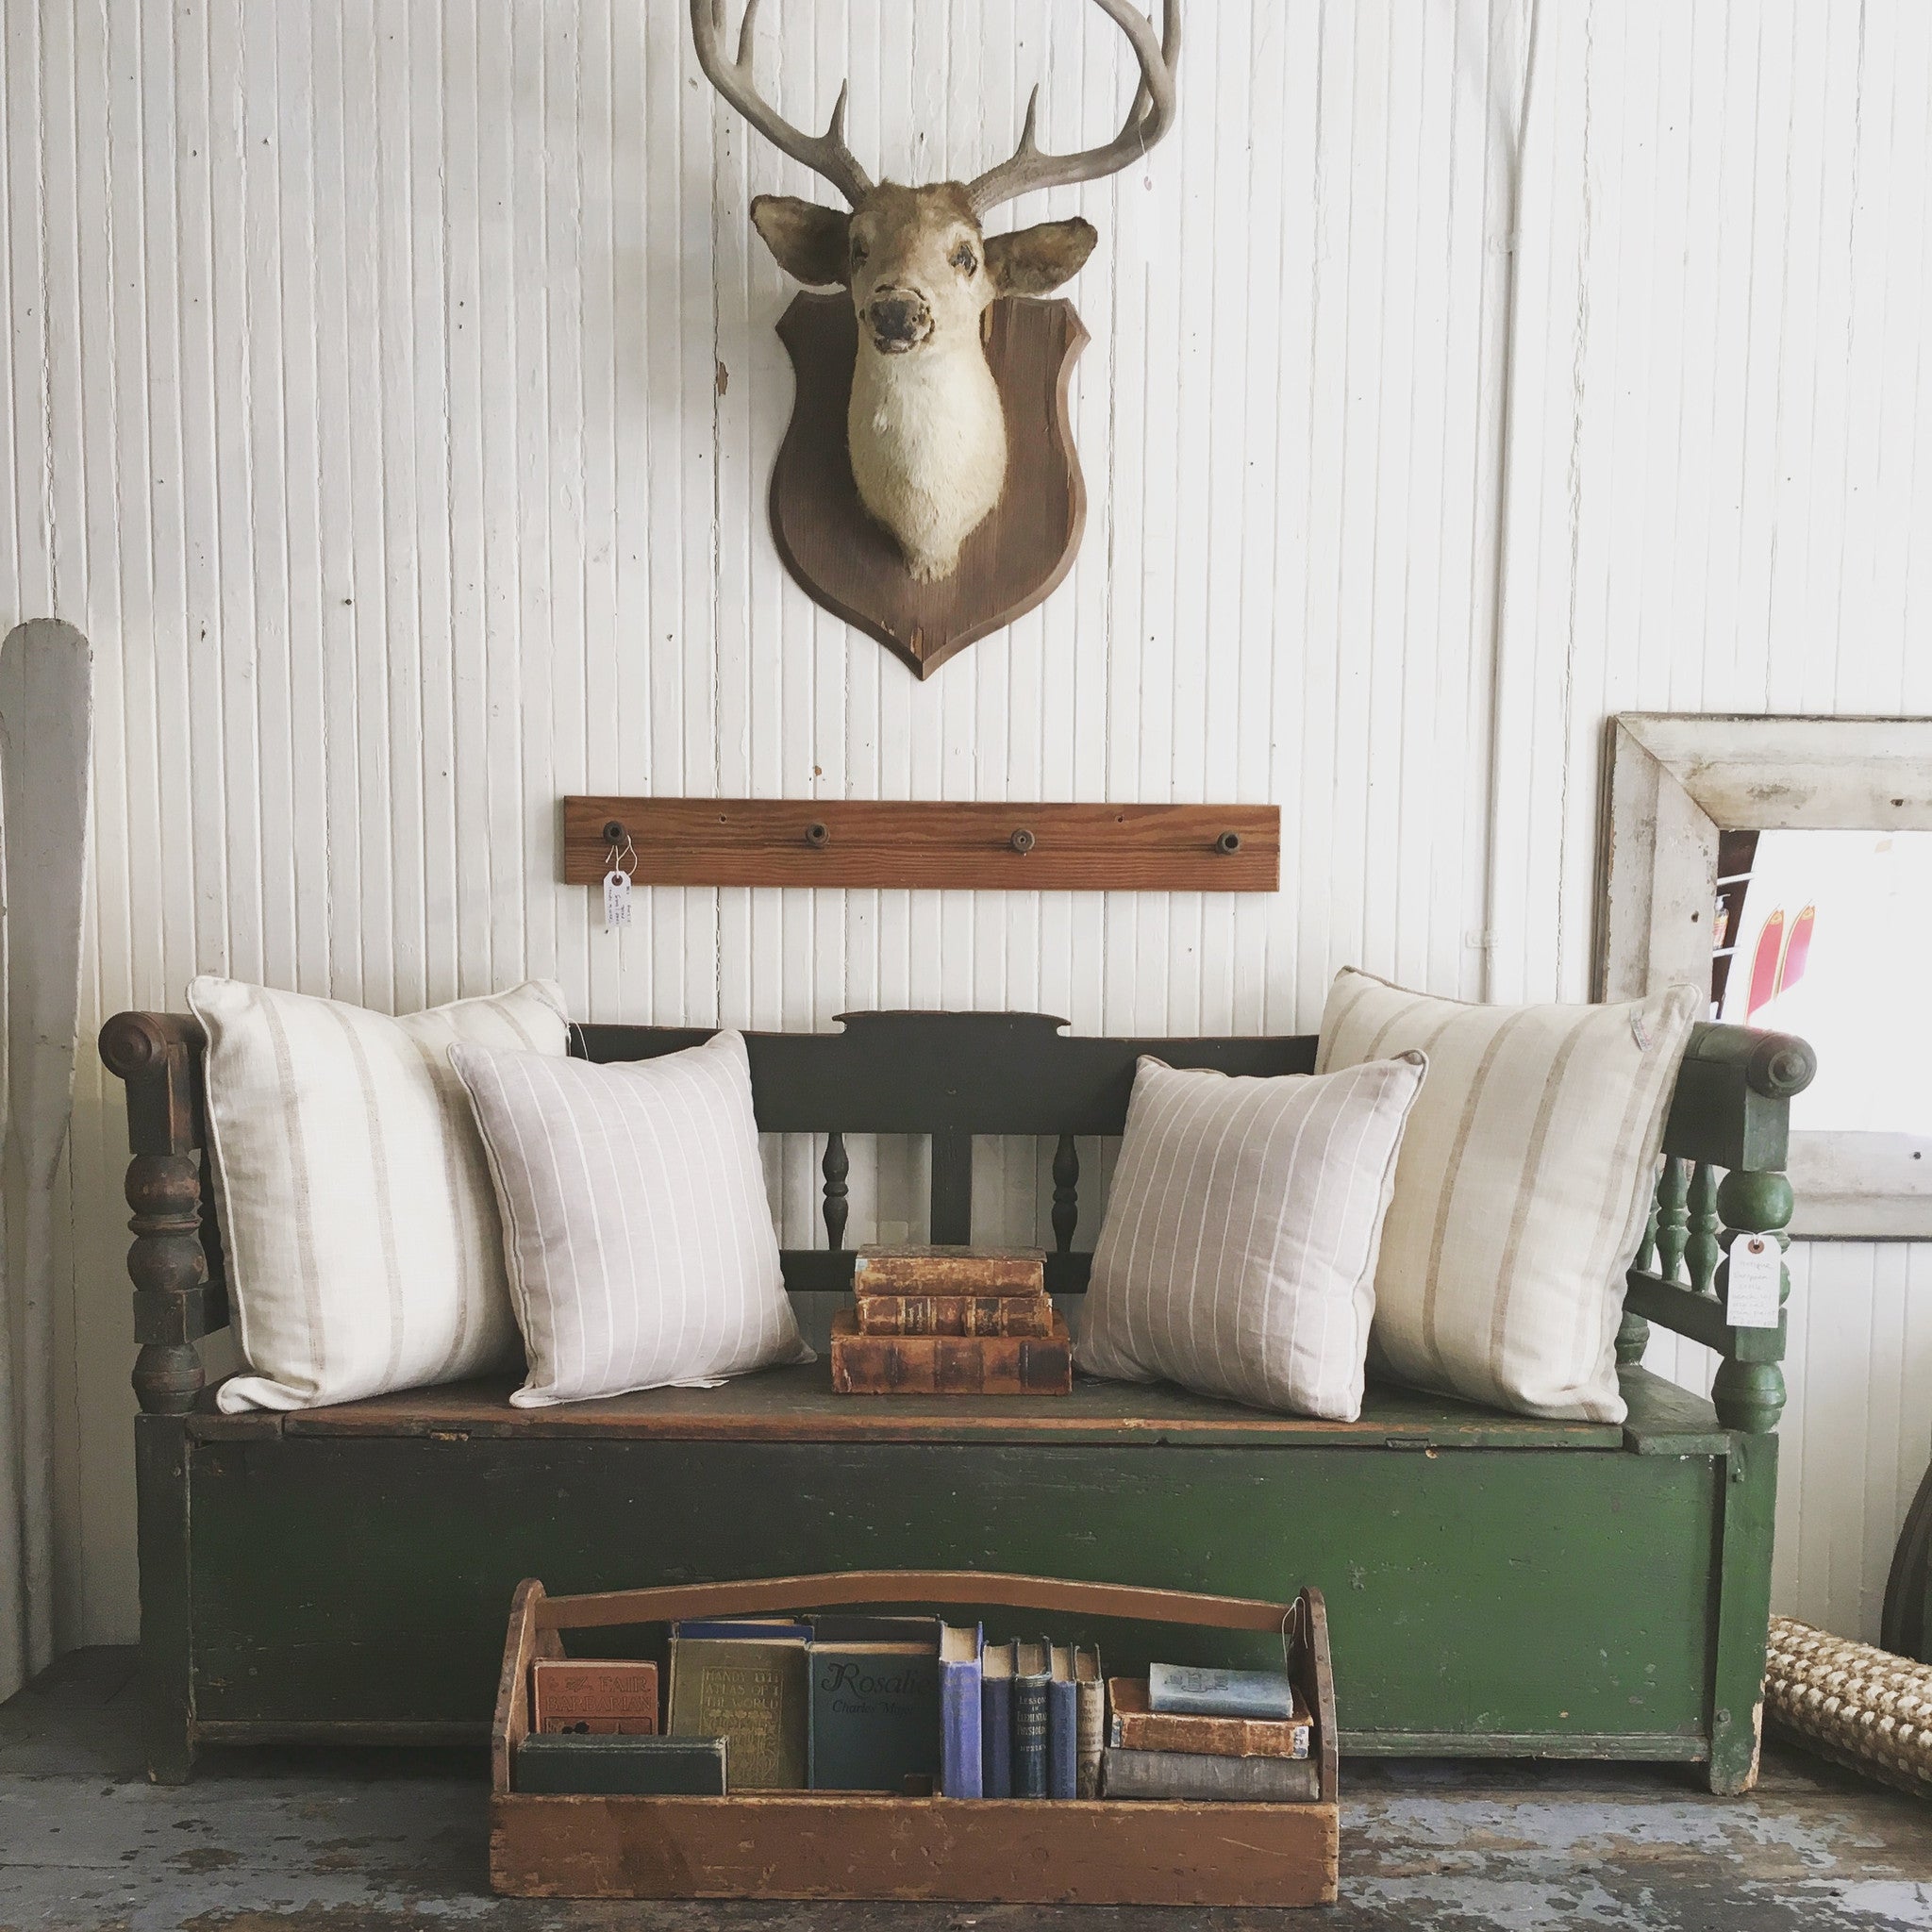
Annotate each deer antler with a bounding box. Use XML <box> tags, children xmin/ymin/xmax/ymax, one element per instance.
<box><xmin>690</xmin><ymin>0</ymin><xmax>874</xmax><ymax>208</ymax></box>
<box><xmin>966</xmin><ymin>0</ymin><xmax>1181</xmax><ymax>218</ymax></box>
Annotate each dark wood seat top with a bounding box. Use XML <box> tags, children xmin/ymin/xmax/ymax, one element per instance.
<box><xmin>189</xmin><ymin>1361</ymin><xmax>1724</xmax><ymax>1454</ymax></box>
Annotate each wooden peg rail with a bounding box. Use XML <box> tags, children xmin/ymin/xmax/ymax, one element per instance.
<box><xmin>563</xmin><ymin>797</ymin><xmax>1280</xmax><ymax>893</ymax></box>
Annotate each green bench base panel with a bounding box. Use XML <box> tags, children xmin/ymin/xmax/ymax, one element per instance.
<box><xmin>176</xmin><ymin>1435</ymin><xmax>1753</xmax><ymax>1777</ymax></box>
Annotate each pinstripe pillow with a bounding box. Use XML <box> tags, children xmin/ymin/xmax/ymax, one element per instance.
<box><xmin>450</xmin><ymin>1031</ymin><xmax>812</xmax><ymax>1407</ymax></box>
<box><xmin>1317</xmin><ymin>969</ymin><xmax>1702</xmax><ymax>1423</ymax></box>
<box><xmin>1074</xmin><ymin>1054</ymin><xmax>1428</xmax><ymax>1421</ymax></box>
<box><xmin>190</xmin><ymin>976</ymin><xmax>572</xmax><ymax>1414</ymax></box>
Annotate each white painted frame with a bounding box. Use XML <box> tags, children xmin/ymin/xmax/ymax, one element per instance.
<box><xmin>1600</xmin><ymin>714</ymin><xmax>1932</xmax><ymax>1240</ymax></box>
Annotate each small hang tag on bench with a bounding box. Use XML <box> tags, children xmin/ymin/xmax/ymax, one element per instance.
<box><xmin>603</xmin><ymin>868</ymin><xmax>633</xmax><ymax>930</ymax></box>
<box><xmin>1726</xmin><ymin>1234</ymin><xmax>1781</xmax><ymax>1328</ymax></box>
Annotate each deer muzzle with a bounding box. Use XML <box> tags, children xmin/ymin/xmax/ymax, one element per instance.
<box><xmin>863</xmin><ymin>288</ymin><xmax>934</xmax><ymax>354</ymax></box>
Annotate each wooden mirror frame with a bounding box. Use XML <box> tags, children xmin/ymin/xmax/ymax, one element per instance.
<box><xmin>1598</xmin><ymin>712</ymin><xmax>1932</xmax><ymax>1238</ymax></box>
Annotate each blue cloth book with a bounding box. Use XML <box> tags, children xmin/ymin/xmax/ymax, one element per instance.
<box><xmin>1146</xmin><ymin>1661</ymin><xmax>1296</xmax><ymax>1721</ymax></box>
<box><xmin>1012</xmin><ymin>1638</ymin><xmax>1052</xmax><ymax>1799</ymax></box>
<box><xmin>1047</xmin><ymin>1643</ymin><xmax>1078</xmax><ymax>1799</ymax></box>
<box><xmin>939</xmin><ymin>1623</ymin><xmax>984</xmax><ymax>1797</ymax></box>
<box><xmin>980</xmin><ymin>1640</ymin><xmax>1016</xmax><ymax>1798</ymax></box>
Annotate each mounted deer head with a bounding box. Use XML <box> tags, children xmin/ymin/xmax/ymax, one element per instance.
<box><xmin>692</xmin><ymin>0</ymin><xmax>1180</xmax><ymax>584</ymax></box>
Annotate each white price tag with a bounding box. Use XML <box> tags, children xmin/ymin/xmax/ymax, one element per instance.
<box><xmin>603</xmin><ymin>868</ymin><xmax>633</xmax><ymax>930</ymax></box>
<box><xmin>1725</xmin><ymin>1234</ymin><xmax>1782</xmax><ymax>1328</ymax></box>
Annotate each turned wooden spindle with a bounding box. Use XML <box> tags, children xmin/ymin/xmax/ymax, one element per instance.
<box><xmin>126</xmin><ymin>1151</ymin><xmax>208</xmax><ymax>1415</ymax></box>
<box><xmin>1051</xmin><ymin>1134</ymin><xmax>1079</xmax><ymax>1255</ymax></box>
<box><xmin>821</xmin><ymin>1131</ymin><xmax>850</xmax><ymax>1252</ymax></box>
<box><xmin>1711</xmin><ymin>1168</ymin><xmax>1795</xmax><ymax>1436</ymax></box>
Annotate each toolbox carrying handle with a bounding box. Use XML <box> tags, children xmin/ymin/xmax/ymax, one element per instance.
<box><xmin>529</xmin><ymin>1568</ymin><xmax>1307</xmax><ymax>1635</ymax></box>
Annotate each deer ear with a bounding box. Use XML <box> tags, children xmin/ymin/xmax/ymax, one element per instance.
<box><xmin>984</xmin><ymin>218</ymin><xmax>1097</xmax><ymax>295</ymax></box>
<box><xmin>750</xmin><ymin>195</ymin><xmax>852</xmax><ymax>287</ymax></box>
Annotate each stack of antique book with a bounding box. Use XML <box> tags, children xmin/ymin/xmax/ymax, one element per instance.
<box><xmin>1101</xmin><ymin>1663</ymin><xmax>1316</xmax><ymax>1801</ymax></box>
<box><xmin>830</xmin><ymin>1244</ymin><xmax>1073</xmax><ymax>1395</ymax></box>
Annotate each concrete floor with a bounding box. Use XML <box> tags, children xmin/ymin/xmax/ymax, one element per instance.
<box><xmin>4</xmin><ymin>1652</ymin><xmax>1932</xmax><ymax>1930</ymax></box>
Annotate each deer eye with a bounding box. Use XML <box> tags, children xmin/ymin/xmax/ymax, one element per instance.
<box><xmin>950</xmin><ymin>243</ymin><xmax>978</xmax><ymax>275</ymax></box>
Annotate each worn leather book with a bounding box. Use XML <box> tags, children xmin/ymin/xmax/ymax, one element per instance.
<box><xmin>515</xmin><ymin>1733</ymin><xmax>727</xmax><ymax>1795</ymax></box>
<box><xmin>1101</xmin><ymin>1746</ymin><xmax>1320</xmax><ymax>1803</ymax></box>
<box><xmin>530</xmin><ymin>1658</ymin><xmax>659</xmax><ymax>1736</ymax></box>
<box><xmin>667</xmin><ymin>1619</ymin><xmax>810</xmax><ymax>1790</ymax></box>
<box><xmin>855</xmin><ymin>1292</ymin><xmax>1054</xmax><ymax>1337</ymax></box>
<box><xmin>1108</xmin><ymin>1676</ymin><xmax>1309</xmax><ymax>1759</ymax></box>
<box><xmin>852</xmin><ymin>1243</ymin><xmax>1047</xmax><ymax>1295</ymax></box>
<box><xmin>829</xmin><ymin>1307</ymin><xmax>1073</xmax><ymax>1395</ymax></box>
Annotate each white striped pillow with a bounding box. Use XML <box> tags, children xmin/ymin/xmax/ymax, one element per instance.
<box><xmin>1074</xmin><ymin>1054</ymin><xmax>1428</xmax><ymax>1421</ymax></box>
<box><xmin>190</xmin><ymin>976</ymin><xmax>572</xmax><ymax>1413</ymax></box>
<box><xmin>449</xmin><ymin>1030</ymin><xmax>812</xmax><ymax>1407</ymax></box>
<box><xmin>1317</xmin><ymin>969</ymin><xmax>1702</xmax><ymax>1423</ymax></box>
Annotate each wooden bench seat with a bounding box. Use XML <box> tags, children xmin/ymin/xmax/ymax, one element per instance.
<box><xmin>194</xmin><ymin>1361</ymin><xmax>1717</xmax><ymax>1452</ymax></box>
<box><xmin>102</xmin><ymin>1005</ymin><xmax>1813</xmax><ymax>1793</ymax></box>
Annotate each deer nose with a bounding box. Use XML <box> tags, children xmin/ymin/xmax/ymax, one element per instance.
<box><xmin>866</xmin><ymin>290</ymin><xmax>932</xmax><ymax>350</ymax></box>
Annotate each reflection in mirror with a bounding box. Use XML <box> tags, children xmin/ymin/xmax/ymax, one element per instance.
<box><xmin>1712</xmin><ymin>828</ymin><xmax>1932</xmax><ymax>1137</ymax></box>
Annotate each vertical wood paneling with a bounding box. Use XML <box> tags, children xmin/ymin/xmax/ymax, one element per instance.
<box><xmin>2</xmin><ymin>0</ymin><xmax>1926</xmax><ymax>1649</ymax></box>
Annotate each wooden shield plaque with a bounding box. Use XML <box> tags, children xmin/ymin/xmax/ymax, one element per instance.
<box><xmin>770</xmin><ymin>291</ymin><xmax>1089</xmax><ymax>679</ymax></box>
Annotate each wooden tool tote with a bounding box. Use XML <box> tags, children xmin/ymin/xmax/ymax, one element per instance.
<box><xmin>491</xmin><ymin>1569</ymin><xmax>1339</xmax><ymax>1907</ymax></box>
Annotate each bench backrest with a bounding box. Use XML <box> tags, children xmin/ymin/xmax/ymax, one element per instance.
<box><xmin>100</xmin><ymin>1005</ymin><xmax>1814</xmax><ymax>1426</ymax></box>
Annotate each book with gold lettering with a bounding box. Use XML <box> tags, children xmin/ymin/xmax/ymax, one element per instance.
<box><xmin>855</xmin><ymin>1292</ymin><xmax>1054</xmax><ymax>1337</ymax></box>
<box><xmin>851</xmin><ymin>1244</ymin><xmax>1046</xmax><ymax>1295</ymax></box>
<box><xmin>667</xmin><ymin>1620</ymin><xmax>809</xmax><ymax>1790</ymax></box>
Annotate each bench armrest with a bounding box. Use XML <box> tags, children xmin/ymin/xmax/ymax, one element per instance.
<box><xmin>99</xmin><ymin>1010</ymin><xmax>225</xmax><ymax>1416</ymax></box>
<box><xmin>1621</xmin><ymin>1020</ymin><xmax>1816</xmax><ymax>1436</ymax></box>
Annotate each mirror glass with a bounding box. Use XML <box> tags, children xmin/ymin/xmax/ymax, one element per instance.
<box><xmin>1712</xmin><ymin>828</ymin><xmax>1932</xmax><ymax>1136</ymax></box>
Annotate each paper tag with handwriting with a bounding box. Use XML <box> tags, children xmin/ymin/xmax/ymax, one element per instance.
<box><xmin>1725</xmin><ymin>1234</ymin><xmax>1782</xmax><ymax>1328</ymax></box>
<box><xmin>603</xmin><ymin>869</ymin><xmax>633</xmax><ymax>931</ymax></box>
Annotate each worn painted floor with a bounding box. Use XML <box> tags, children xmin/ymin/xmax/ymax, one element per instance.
<box><xmin>4</xmin><ymin>1651</ymin><xmax>1931</xmax><ymax>1930</ymax></box>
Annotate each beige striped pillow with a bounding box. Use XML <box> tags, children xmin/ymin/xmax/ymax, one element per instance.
<box><xmin>1074</xmin><ymin>1054</ymin><xmax>1428</xmax><ymax>1421</ymax></box>
<box><xmin>450</xmin><ymin>1030</ymin><xmax>812</xmax><ymax>1407</ymax></box>
<box><xmin>190</xmin><ymin>976</ymin><xmax>571</xmax><ymax>1413</ymax></box>
<box><xmin>1317</xmin><ymin>968</ymin><xmax>1702</xmax><ymax>1423</ymax></box>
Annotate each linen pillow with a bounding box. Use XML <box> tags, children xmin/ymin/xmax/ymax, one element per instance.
<box><xmin>189</xmin><ymin>975</ymin><xmax>571</xmax><ymax>1413</ymax></box>
<box><xmin>1074</xmin><ymin>1053</ymin><xmax>1428</xmax><ymax>1422</ymax></box>
<box><xmin>449</xmin><ymin>1030</ymin><xmax>812</xmax><ymax>1407</ymax></box>
<box><xmin>1316</xmin><ymin>968</ymin><xmax>1702</xmax><ymax>1424</ymax></box>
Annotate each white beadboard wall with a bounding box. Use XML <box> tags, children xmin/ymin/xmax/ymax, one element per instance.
<box><xmin>2</xmin><ymin>0</ymin><xmax>1927</xmax><ymax>1650</ymax></box>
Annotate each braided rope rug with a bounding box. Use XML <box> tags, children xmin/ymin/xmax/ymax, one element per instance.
<box><xmin>1766</xmin><ymin>1616</ymin><xmax>1932</xmax><ymax>1798</ymax></box>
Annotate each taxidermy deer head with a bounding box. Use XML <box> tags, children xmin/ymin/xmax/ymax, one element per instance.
<box><xmin>691</xmin><ymin>0</ymin><xmax>1180</xmax><ymax>584</ymax></box>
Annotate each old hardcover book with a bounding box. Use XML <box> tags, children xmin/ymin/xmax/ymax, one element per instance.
<box><xmin>667</xmin><ymin>1619</ymin><xmax>810</xmax><ymax>1790</ymax></box>
<box><xmin>854</xmin><ymin>1292</ymin><xmax>1054</xmax><ymax>1337</ymax></box>
<box><xmin>1147</xmin><ymin>1661</ymin><xmax>1297</xmax><ymax>1721</ymax></box>
<box><xmin>1047</xmin><ymin>1644</ymin><xmax>1078</xmax><ymax>1799</ymax></box>
<box><xmin>939</xmin><ymin>1623</ymin><xmax>984</xmax><ymax>1798</ymax></box>
<box><xmin>530</xmin><ymin>1658</ymin><xmax>659</xmax><ymax>1736</ymax></box>
<box><xmin>980</xmin><ymin>1639</ymin><xmax>1017</xmax><ymax>1799</ymax></box>
<box><xmin>1074</xmin><ymin>1647</ymin><xmax>1105</xmax><ymax>1797</ymax></box>
<box><xmin>1012</xmin><ymin>1639</ymin><xmax>1052</xmax><ymax>1799</ymax></box>
<box><xmin>828</xmin><ymin>1308</ymin><xmax>1073</xmax><ymax>1396</ymax></box>
<box><xmin>515</xmin><ymin>1733</ymin><xmax>727</xmax><ymax>1795</ymax></box>
<box><xmin>1108</xmin><ymin>1676</ymin><xmax>1309</xmax><ymax>1759</ymax></box>
<box><xmin>1101</xmin><ymin>1746</ymin><xmax>1321</xmax><ymax>1804</ymax></box>
<box><xmin>851</xmin><ymin>1244</ymin><xmax>1047</xmax><ymax>1296</ymax></box>
<box><xmin>807</xmin><ymin>1614</ymin><xmax>941</xmax><ymax>1792</ymax></box>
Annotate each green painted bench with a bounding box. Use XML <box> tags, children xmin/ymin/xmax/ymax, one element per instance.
<box><xmin>100</xmin><ymin>1007</ymin><xmax>1813</xmax><ymax>1790</ymax></box>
